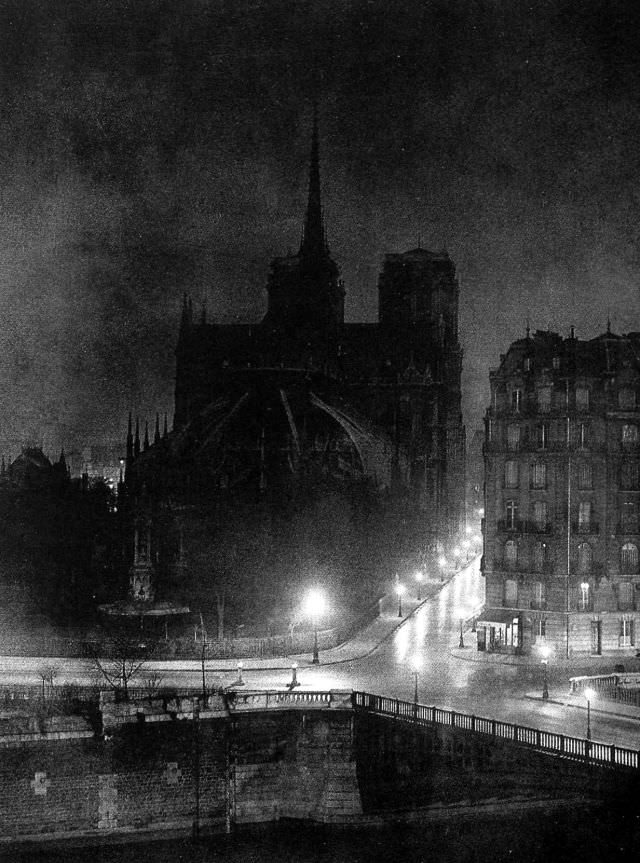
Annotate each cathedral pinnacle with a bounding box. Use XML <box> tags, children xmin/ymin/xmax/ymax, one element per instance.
<box><xmin>299</xmin><ymin>102</ymin><xmax>328</xmax><ymax>260</ymax></box>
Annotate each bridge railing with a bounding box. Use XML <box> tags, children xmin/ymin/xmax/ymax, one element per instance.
<box><xmin>352</xmin><ymin>691</ymin><xmax>639</xmax><ymax>771</ymax></box>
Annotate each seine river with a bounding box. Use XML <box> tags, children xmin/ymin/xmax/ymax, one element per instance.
<box><xmin>3</xmin><ymin>806</ymin><xmax>636</xmax><ymax>863</ymax></box>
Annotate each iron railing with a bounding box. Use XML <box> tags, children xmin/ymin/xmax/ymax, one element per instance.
<box><xmin>352</xmin><ymin>691</ymin><xmax>640</xmax><ymax>771</ymax></box>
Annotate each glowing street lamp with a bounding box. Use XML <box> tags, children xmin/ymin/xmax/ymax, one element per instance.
<box><xmin>584</xmin><ymin>686</ymin><xmax>595</xmax><ymax>741</ymax></box>
<box><xmin>539</xmin><ymin>644</ymin><xmax>551</xmax><ymax>700</ymax></box>
<box><xmin>303</xmin><ymin>588</ymin><xmax>327</xmax><ymax>665</ymax></box>
<box><xmin>395</xmin><ymin>581</ymin><xmax>406</xmax><ymax>617</ymax></box>
<box><xmin>438</xmin><ymin>556</ymin><xmax>447</xmax><ymax>582</ymax></box>
<box><xmin>414</xmin><ymin>570</ymin><xmax>424</xmax><ymax>601</ymax></box>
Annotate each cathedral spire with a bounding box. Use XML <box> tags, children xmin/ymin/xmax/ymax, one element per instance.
<box><xmin>299</xmin><ymin>102</ymin><xmax>327</xmax><ymax>259</ymax></box>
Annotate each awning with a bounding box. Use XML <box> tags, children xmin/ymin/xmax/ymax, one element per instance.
<box><xmin>476</xmin><ymin>608</ymin><xmax>521</xmax><ymax>627</ymax></box>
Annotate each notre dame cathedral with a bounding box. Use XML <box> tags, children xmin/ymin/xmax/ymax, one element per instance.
<box><xmin>120</xmin><ymin>112</ymin><xmax>465</xmax><ymax>630</ymax></box>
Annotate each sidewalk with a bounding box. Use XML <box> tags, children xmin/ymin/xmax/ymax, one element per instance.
<box><xmin>524</xmin><ymin>685</ymin><xmax>640</xmax><ymax>723</ymax></box>
<box><xmin>145</xmin><ymin>579</ymin><xmax>448</xmax><ymax>676</ymax></box>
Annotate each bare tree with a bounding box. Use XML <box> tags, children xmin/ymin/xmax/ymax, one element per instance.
<box><xmin>86</xmin><ymin>626</ymin><xmax>157</xmax><ymax>699</ymax></box>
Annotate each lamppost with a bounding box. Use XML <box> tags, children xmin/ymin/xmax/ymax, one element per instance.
<box><xmin>235</xmin><ymin>661</ymin><xmax>245</xmax><ymax>687</ymax></box>
<box><xmin>458</xmin><ymin>612</ymin><xmax>465</xmax><ymax>648</ymax></box>
<box><xmin>303</xmin><ymin>588</ymin><xmax>326</xmax><ymax>665</ymax></box>
<box><xmin>414</xmin><ymin>570</ymin><xmax>424</xmax><ymax>601</ymax></box>
<box><xmin>539</xmin><ymin>644</ymin><xmax>550</xmax><ymax>700</ymax></box>
<box><xmin>584</xmin><ymin>686</ymin><xmax>595</xmax><ymax>741</ymax></box>
<box><xmin>289</xmin><ymin>663</ymin><xmax>299</xmax><ymax>689</ymax></box>
<box><xmin>201</xmin><ymin>640</ymin><xmax>207</xmax><ymax>700</ymax></box>
<box><xmin>396</xmin><ymin>581</ymin><xmax>406</xmax><ymax>618</ymax></box>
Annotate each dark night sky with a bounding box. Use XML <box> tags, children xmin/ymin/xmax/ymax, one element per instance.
<box><xmin>0</xmin><ymin>0</ymin><xmax>639</xmax><ymax>459</ymax></box>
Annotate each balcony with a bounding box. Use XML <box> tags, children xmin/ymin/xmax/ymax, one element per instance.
<box><xmin>496</xmin><ymin>519</ymin><xmax>553</xmax><ymax>535</ymax></box>
<box><xmin>529</xmin><ymin>600</ymin><xmax>547</xmax><ymax>611</ymax></box>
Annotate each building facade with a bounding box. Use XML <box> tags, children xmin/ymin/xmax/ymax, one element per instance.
<box><xmin>121</xmin><ymin>114</ymin><xmax>465</xmax><ymax>625</ymax></box>
<box><xmin>480</xmin><ymin>328</ymin><xmax>640</xmax><ymax>657</ymax></box>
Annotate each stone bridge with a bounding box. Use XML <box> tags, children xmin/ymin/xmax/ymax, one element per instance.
<box><xmin>0</xmin><ymin>687</ymin><xmax>638</xmax><ymax>847</ymax></box>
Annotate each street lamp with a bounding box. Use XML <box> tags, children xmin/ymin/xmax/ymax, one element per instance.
<box><xmin>289</xmin><ymin>663</ymin><xmax>299</xmax><ymax>689</ymax></box>
<box><xmin>584</xmin><ymin>686</ymin><xmax>595</xmax><ymax>741</ymax></box>
<box><xmin>235</xmin><ymin>661</ymin><xmax>245</xmax><ymax>687</ymax></box>
<box><xmin>303</xmin><ymin>588</ymin><xmax>326</xmax><ymax>665</ymax></box>
<box><xmin>395</xmin><ymin>581</ymin><xmax>406</xmax><ymax>617</ymax></box>
<box><xmin>539</xmin><ymin>644</ymin><xmax>551</xmax><ymax>700</ymax></box>
<box><xmin>414</xmin><ymin>570</ymin><xmax>424</xmax><ymax>601</ymax></box>
<box><xmin>458</xmin><ymin>612</ymin><xmax>466</xmax><ymax>648</ymax></box>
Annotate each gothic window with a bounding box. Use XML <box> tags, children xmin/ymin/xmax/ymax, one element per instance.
<box><xmin>504</xmin><ymin>578</ymin><xmax>518</xmax><ymax>605</ymax></box>
<box><xmin>504</xmin><ymin>460</ymin><xmax>519</xmax><ymax>488</ymax></box>
<box><xmin>531</xmin><ymin>461</ymin><xmax>547</xmax><ymax>489</ymax></box>
<box><xmin>622</xmin><ymin>424</ymin><xmax>639</xmax><ymax>447</ymax></box>
<box><xmin>618</xmin><ymin>388</ymin><xmax>637</xmax><ymax>410</ymax></box>
<box><xmin>576</xmin><ymin>387</ymin><xmax>590</xmax><ymax>411</ymax></box>
<box><xmin>577</xmin><ymin>542</ymin><xmax>592</xmax><ymax>574</ymax></box>
<box><xmin>537</xmin><ymin>387</ymin><xmax>552</xmax><ymax>413</ymax></box>
<box><xmin>621</xmin><ymin>543</ymin><xmax>639</xmax><ymax>574</ymax></box>
<box><xmin>505</xmin><ymin>500</ymin><xmax>519</xmax><ymax>529</ymax></box>
<box><xmin>507</xmin><ymin>424</ymin><xmax>521</xmax><ymax>450</ymax></box>
<box><xmin>621</xmin><ymin>461</ymin><xmax>640</xmax><ymax>490</ymax></box>
<box><xmin>504</xmin><ymin>540</ymin><xmax>518</xmax><ymax>568</ymax></box>
<box><xmin>578</xmin><ymin>462</ymin><xmax>593</xmax><ymax>490</ymax></box>
<box><xmin>533</xmin><ymin>501</ymin><xmax>548</xmax><ymax>530</ymax></box>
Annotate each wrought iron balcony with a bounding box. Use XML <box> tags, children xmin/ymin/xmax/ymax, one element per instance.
<box><xmin>572</xmin><ymin>522</ymin><xmax>599</xmax><ymax>535</ymax></box>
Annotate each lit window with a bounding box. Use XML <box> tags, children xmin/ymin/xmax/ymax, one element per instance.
<box><xmin>621</xmin><ymin>500</ymin><xmax>638</xmax><ymax>532</ymax></box>
<box><xmin>579</xmin><ymin>423</ymin><xmax>589</xmax><ymax>448</ymax></box>
<box><xmin>575</xmin><ymin>387</ymin><xmax>590</xmax><ymax>411</ymax></box>
<box><xmin>622</xmin><ymin>424</ymin><xmax>639</xmax><ymax>446</ymax></box>
<box><xmin>579</xmin><ymin>582</ymin><xmax>590</xmax><ymax>611</ymax></box>
<box><xmin>504</xmin><ymin>578</ymin><xmax>518</xmax><ymax>604</ymax></box>
<box><xmin>532</xmin><ymin>581</ymin><xmax>545</xmax><ymax>609</ymax></box>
